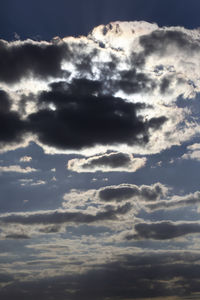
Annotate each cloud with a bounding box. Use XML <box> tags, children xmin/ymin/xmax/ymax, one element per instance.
<box><xmin>126</xmin><ymin>221</ymin><xmax>200</xmax><ymax>240</ymax></box>
<box><xmin>98</xmin><ymin>182</ymin><xmax>168</xmax><ymax>202</ymax></box>
<box><xmin>2</xmin><ymin>251</ymin><xmax>200</xmax><ymax>299</ymax></box>
<box><xmin>0</xmin><ymin>165</ymin><xmax>37</xmax><ymax>173</ymax></box>
<box><xmin>0</xmin><ymin>90</ymin><xmax>26</xmax><ymax>149</ymax></box>
<box><xmin>67</xmin><ymin>152</ymin><xmax>147</xmax><ymax>173</ymax></box>
<box><xmin>19</xmin><ymin>156</ymin><xmax>32</xmax><ymax>162</ymax></box>
<box><xmin>27</xmin><ymin>81</ymin><xmax>166</xmax><ymax>150</ymax></box>
<box><xmin>1</xmin><ymin>22</ymin><xmax>200</xmax><ymax>155</ymax></box>
<box><xmin>139</xmin><ymin>29</ymin><xmax>200</xmax><ymax>57</ymax></box>
<box><xmin>146</xmin><ymin>191</ymin><xmax>200</xmax><ymax>211</ymax></box>
<box><xmin>5</xmin><ymin>233</ymin><xmax>30</xmax><ymax>239</ymax></box>
<box><xmin>182</xmin><ymin>143</ymin><xmax>200</xmax><ymax>161</ymax></box>
<box><xmin>0</xmin><ymin>39</ymin><xmax>69</xmax><ymax>83</ymax></box>
<box><xmin>0</xmin><ymin>203</ymin><xmax>132</xmax><ymax>226</ymax></box>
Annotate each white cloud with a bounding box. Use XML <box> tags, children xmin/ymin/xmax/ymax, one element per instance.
<box><xmin>182</xmin><ymin>143</ymin><xmax>200</xmax><ymax>161</ymax></box>
<box><xmin>19</xmin><ymin>156</ymin><xmax>32</xmax><ymax>162</ymax></box>
<box><xmin>0</xmin><ymin>165</ymin><xmax>37</xmax><ymax>173</ymax></box>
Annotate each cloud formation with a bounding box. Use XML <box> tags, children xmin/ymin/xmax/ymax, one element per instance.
<box><xmin>2</xmin><ymin>251</ymin><xmax>200</xmax><ymax>299</ymax></box>
<box><xmin>0</xmin><ymin>203</ymin><xmax>132</xmax><ymax>226</ymax></box>
<box><xmin>146</xmin><ymin>191</ymin><xmax>200</xmax><ymax>211</ymax></box>
<box><xmin>98</xmin><ymin>182</ymin><xmax>167</xmax><ymax>202</ymax></box>
<box><xmin>126</xmin><ymin>221</ymin><xmax>200</xmax><ymax>240</ymax></box>
<box><xmin>182</xmin><ymin>143</ymin><xmax>200</xmax><ymax>161</ymax></box>
<box><xmin>0</xmin><ymin>39</ymin><xmax>69</xmax><ymax>83</ymax></box>
<box><xmin>67</xmin><ymin>152</ymin><xmax>146</xmax><ymax>173</ymax></box>
<box><xmin>1</xmin><ymin>21</ymin><xmax>200</xmax><ymax>155</ymax></box>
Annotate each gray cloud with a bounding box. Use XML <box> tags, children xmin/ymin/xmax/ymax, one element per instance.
<box><xmin>126</xmin><ymin>221</ymin><xmax>200</xmax><ymax>240</ymax></box>
<box><xmin>140</xmin><ymin>29</ymin><xmax>200</xmax><ymax>57</ymax></box>
<box><xmin>0</xmin><ymin>203</ymin><xmax>132</xmax><ymax>226</ymax></box>
<box><xmin>146</xmin><ymin>191</ymin><xmax>200</xmax><ymax>211</ymax></box>
<box><xmin>2</xmin><ymin>251</ymin><xmax>200</xmax><ymax>299</ymax></box>
<box><xmin>0</xmin><ymin>39</ymin><xmax>69</xmax><ymax>83</ymax></box>
<box><xmin>5</xmin><ymin>233</ymin><xmax>30</xmax><ymax>239</ymax></box>
<box><xmin>29</xmin><ymin>80</ymin><xmax>166</xmax><ymax>150</ymax></box>
<box><xmin>67</xmin><ymin>152</ymin><xmax>147</xmax><ymax>173</ymax></box>
<box><xmin>98</xmin><ymin>183</ymin><xmax>168</xmax><ymax>202</ymax></box>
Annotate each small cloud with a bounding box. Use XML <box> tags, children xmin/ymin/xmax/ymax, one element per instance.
<box><xmin>67</xmin><ymin>152</ymin><xmax>147</xmax><ymax>173</ymax></box>
<box><xmin>31</xmin><ymin>180</ymin><xmax>46</xmax><ymax>186</ymax></box>
<box><xmin>20</xmin><ymin>156</ymin><xmax>32</xmax><ymax>162</ymax></box>
<box><xmin>91</xmin><ymin>178</ymin><xmax>98</xmax><ymax>182</ymax></box>
<box><xmin>0</xmin><ymin>165</ymin><xmax>37</xmax><ymax>173</ymax></box>
<box><xmin>19</xmin><ymin>179</ymin><xmax>46</xmax><ymax>186</ymax></box>
<box><xmin>181</xmin><ymin>143</ymin><xmax>200</xmax><ymax>161</ymax></box>
<box><xmin>14</xmin><ymin>32</ymin><xmax>20</xmax><ymax>40</ymax></box>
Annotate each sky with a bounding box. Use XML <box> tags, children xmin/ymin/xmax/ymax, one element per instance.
<box><xmin>1</xmin><ymin>1</ymin><xmax>200</xmax><ymax>299</ymax></box>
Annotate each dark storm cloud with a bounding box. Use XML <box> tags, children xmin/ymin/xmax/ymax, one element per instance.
<box><xmin>0</xmin><ymin>39</ymin><xmax>69</xmax><ymax>83</ymax></box>
<box><xmin>126</xmin><ymin>221</ymin><xmax>200</xmax><ymax>240</ymax></box>
<box><xmin>2</xmin><ymin>251</ymin><xmax>200</xmax><ymax>300</ymax></box>
<box><xmin>0</xmin><ymin>203</ymin><xmax>132</xmax><ymax>225</ymax></box>
<box><xmin>140</xmin><ymin>29</ymin><xmax>200</xmax><ymax>56</ymax></box>
<box><xmin>0</xmin><ymin>90</ymin><xmax>26</xmax><ymax>146</ymax></box>
<box><xmin>146</xmin><ymin>191</ymin><xmax>200</xmax><ymax>211</ymax></box>
<box><xmin>98</xmin><ymin>183</ymin><xmax>167</xmax><ymax>202</ymax></box>
<box><xmin>28</xmin><ymin>80</ymin><xmax>167</xmax><ymax>150</ymax></box>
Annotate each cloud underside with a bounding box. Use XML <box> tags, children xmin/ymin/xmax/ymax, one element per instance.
<box><xmin>2</xmin><ymin>251</ymin><xmax>200</xmax><ymax>300</ymax></box>
<box><xmin>1</xmin><ymin>21</ymin><xmax>200</xmax><ymax>154</ymax></box>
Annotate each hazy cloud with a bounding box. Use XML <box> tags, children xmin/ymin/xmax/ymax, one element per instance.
<box><xmin>0</xmin><ymin>165</ymin><xmax>37</xmax><ymax>173</ymax></box>
<box><xmin>146</xmin><ymin>191</ymin><xmax>200</xmax><ymax>211</ymax></box>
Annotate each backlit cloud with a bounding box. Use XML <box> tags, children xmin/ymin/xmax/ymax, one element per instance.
<box><xmin>67</xmin><ymin>152</ymin><xmax>147</xmax><ymax>173</ymax></box>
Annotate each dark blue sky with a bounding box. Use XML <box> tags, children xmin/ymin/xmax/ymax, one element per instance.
<box><xmin>1</xmin><ymin>0</ymin><xmax>200</xmax><ymax>40</ymax></box>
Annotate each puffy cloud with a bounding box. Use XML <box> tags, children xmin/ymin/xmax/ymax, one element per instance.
<box><xmin>182</xmin><ymin>143</ymin><xmax>200</xmax><ymax>161</ymax></box>
<box><xmin>1</xmin><ymin>22</ymin><xmax>200</xmax><ymax>155</ymax></box>
<box><xmin>67</xmin><ymin>152</ymin><xmax>146</xmax><ymax>173</ymax></box>
<box><xmin>126</xmin><ymin>221</ymin><xmax>200</xmax><ymax>240</ymax></box>
<box><xmin>98</xmin><ymin>182</ymin><xmax>168</xmax><ymax>202</ymax></box>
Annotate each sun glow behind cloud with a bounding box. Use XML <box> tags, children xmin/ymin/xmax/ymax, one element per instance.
<box><xmin>2</xmin><ymin>20</ymin><xmax>200</xmax><ymax>300</ymax></box>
